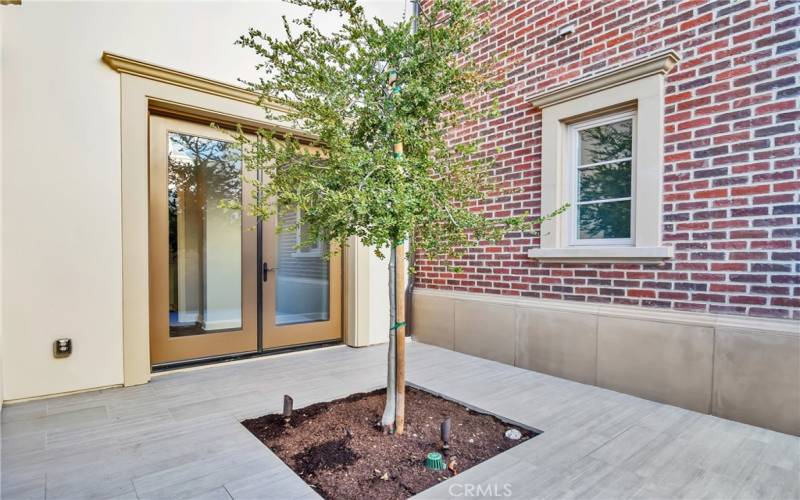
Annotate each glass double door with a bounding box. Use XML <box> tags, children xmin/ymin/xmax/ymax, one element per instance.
<box><xmin>149</xmin><ymin>116</ymin><xmax>341</xmax><ymax>366</ymax></box>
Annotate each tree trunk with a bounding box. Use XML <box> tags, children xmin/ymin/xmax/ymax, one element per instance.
<box><xmin>380</xmin><ymin>245</ymin><xmax>398</xmax><ymax>432</ymax></box>
<box><xmin>381</xmin><ymin>243</ymin><xmax>407</xmax><ymax>434</ymax></box>
<box><xmin>394</xmin><ymin>243</ymin><xmax>406</xmax><ymax>434</ymax></box>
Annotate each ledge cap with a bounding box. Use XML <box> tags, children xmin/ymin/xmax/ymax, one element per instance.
<box><xmin>414</xmin><ymin>288</ymin><xmax>800</xmax><ymax>335</ymax></box>
<box><xmin>527</xmin><ymin>50</ymin><xmax>680</xmax><ymax>108</ymax></box>
<box><xmin>527</xmin><ymin>245</ymin><xmax>674</xmax><ymax>264</ymax></box>
<box><xmin>102</xmin><ymin>52</ymin><xmax>291</xmax><ymax>113</ymax></box>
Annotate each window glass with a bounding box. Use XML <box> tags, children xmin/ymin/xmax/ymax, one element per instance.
<box><xmin>578</xmin><ymin>119</ymin><xmax>632</xmax><ymax>165</ymax></box>
<box><xmin>578</xmin><ymin>200</ymin><xmax>631</xmax><ymax>239</ymax></box>
<box><xmin>276</xmin><ymin>207</ymin><xmax>330</xmax><ymax>325</ymax></box>
<box><xmin>167</xmin><ymin>133</ymin><xmax>242</xmax><ymax>336</ymax></box>
<box><xmin>574</xmin><ymin>116</ymin><xmax>633</xmax><ymax>242</ymax></box>
<box><xmin>579</xmin><ymin>161</ymin><xmax>632</xmax><ymax>202</ymax></box>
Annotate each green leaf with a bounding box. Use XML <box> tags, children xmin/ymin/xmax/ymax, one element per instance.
<box><xmin>233</xmin><ymin>0</ymin><xmax>566</xmax><ymax>261</ymax></box>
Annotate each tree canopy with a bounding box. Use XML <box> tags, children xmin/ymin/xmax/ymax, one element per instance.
<box><xmin>233</xmin><ymin>0</ymin><xmax>565</xmax><ymax>260</ymax></box>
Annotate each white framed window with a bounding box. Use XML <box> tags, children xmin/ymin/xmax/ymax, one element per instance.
<box><xmin>526</xmin><ymin>51</ymin><xmax>678</xmax><ymax>263</ymax></box>
<box><xmin>568</xmin><ymin>111</ymin><xmax>635</xmax><ymax>247</ymax></box>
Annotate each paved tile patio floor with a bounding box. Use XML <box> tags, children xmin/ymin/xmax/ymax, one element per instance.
<box><xmin>2</xmin><ymin>341</ymin><xmax>799</xmax><ymax>499</ymax></box>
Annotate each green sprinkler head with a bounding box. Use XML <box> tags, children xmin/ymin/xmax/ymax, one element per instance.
<box><xmin>424</xmin><ymin>451</ymin><xmax>446</xmax><ymax>470</ymax></box>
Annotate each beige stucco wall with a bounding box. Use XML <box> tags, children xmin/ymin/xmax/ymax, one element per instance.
<box><xmin>0</xmin><ymin>5</ymin><xmax>4</xmax><ymax>406</ymax></box>
<box><xmin>349</xmin><ymin>243</ymin><xmax>391</xmax><ymax>347</ymax></box>
<box><xmin>1</xmin><ymin>1</ymin><xmax>405</xmax><ymax>401</ymax></box>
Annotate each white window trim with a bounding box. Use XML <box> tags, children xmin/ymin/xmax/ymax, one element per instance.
<box><xmin>527</xmin><ymin>51</ymin><xmax>679</xmax><ymax>263</ymax></box>
<box><xmin>567</xmin><ymin>110</ymin><xmax>636</xmax><ymax>247</ymax></box>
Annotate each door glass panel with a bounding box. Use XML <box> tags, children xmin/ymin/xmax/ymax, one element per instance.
<box><xmin>276</xmin><ymin>208</ymin><xmax>330</xmax><ymax>325</ymax></box>
<box><xmin>168</xmin><ymin>132</ymin><xmax>242</xmax><ymax>336</ymax></box>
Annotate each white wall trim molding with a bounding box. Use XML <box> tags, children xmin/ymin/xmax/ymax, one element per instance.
<box><xmin>116</xmin><ymin>73</ymin><xmax>269</xmax><ymax>386</ymax></box>
<box><xmin>102</xmin><ymin>53</ymin><xmax>318</xmax><ymax>142</ymax></box>
<box><xmin>527</xmin><ymin>50</ymin><xmax>680</xmax><ymax>108</ymax></box>
<box><xmin>414</xmin><ymin>288</ymin><xmax>799</xmax><ymax>336</ymax></box>
<box><xmin>103</xmin><ymin>52</ymin><xmax>284</xmax><ymax>110</ymax></box>
<box><xmin>530</xmin><ymin>50</ymin><xmax>680</xmax><ymax>263</ymax></box>
<box><xmin>108</xmin><ymin>65</ymin><xmax>364</xmax><ymax>386</ymax></box>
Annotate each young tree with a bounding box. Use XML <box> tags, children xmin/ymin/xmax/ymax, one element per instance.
<box><xmin>234</xmin><ymin>0</ymin><xmax>566</xmax><ymax>434</ymax></box>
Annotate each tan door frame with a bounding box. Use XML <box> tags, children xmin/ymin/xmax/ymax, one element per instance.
<box><xmin>108</xmin><ymin>53</ymin><xmax>361</xmax><ymax>386</ymax></box>
<box><xmin>261</xmin><ymin>228</ymin><xmax>343</xmax><ymax>350</ymax></box>
<box><xmin>148</xmin><ymin>116</ymin><xmax>260</xmax><ymax>365</ymax></box>
<box><xmin>148</xmin><ymin>115</ymin><xmax>343</xmax><ymax>363</ymax></box>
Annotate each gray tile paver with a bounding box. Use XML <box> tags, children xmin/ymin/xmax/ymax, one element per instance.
<box><xmin>2</xmin><ymin>342</ymin><xmax>798</xmax><ymax>499</ymax></box>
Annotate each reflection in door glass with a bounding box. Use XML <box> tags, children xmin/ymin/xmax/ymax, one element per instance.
<box><xmin>168</xmin><ymin>133</ymin><xmax>242</xmax><ymax>336</ymax></box>
<box><xmin>276</xmin><ymin>208</ymin><xmax>330</xmax><ymax>325</ymax></box>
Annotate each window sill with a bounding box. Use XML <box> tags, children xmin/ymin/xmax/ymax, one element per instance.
<box><xmin>527</xmin><ymin>246</ymin><xmax>673</xmax><ymax>263</ymax></box>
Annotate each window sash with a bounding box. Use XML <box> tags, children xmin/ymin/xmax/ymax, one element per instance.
<box><xmin>568</xmin><ymin>111</ymin><xmax>636</xmax><ymax>247</ymax></box>
<box><xmin>577</xmin><ymin>157</ymin><xmax>633</xmax><ymax>169</ymax></box>
<box><xmin>575</xmin><ymin>196</ymin><xmax>631</xmax><ymax>206</ymax></box>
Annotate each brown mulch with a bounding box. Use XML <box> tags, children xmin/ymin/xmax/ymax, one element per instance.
<box><xmin>241</xmin><ymin>387</ymin><xmax>535</xmax><ymax>500</ymax></box>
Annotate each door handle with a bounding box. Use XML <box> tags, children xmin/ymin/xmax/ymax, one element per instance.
<box><xmin>262</xmin><ymin>262</ymin><xmax>278</xmax><ymax>282</ymax></box>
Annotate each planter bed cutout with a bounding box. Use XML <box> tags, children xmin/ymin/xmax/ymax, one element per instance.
<box><xmin>241</xmin><ymin>386</ymin><xmax>537</xmax><ymax>500</ymax></box>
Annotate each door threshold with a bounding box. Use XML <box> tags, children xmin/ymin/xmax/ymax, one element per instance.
<box><xmin>151</xmin><ymin>340</ymin><xmax>343</xmax><ymax>373</ymax></box>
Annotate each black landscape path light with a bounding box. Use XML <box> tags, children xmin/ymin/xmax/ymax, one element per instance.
<box><xmin>283</xmin><ymin>395</ymin><xmax>293</xmax><ymax>426</ymax></box>
<box><xmin>441</xmin><ymin>417</ymin><xmax>451</xmax><ymax>453</ymax></box>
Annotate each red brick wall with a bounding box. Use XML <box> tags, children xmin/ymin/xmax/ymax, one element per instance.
<box><xmin>414</xmin><ymin>0</ymin><xmax>799</xmax><ymax>320</ymax></box>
